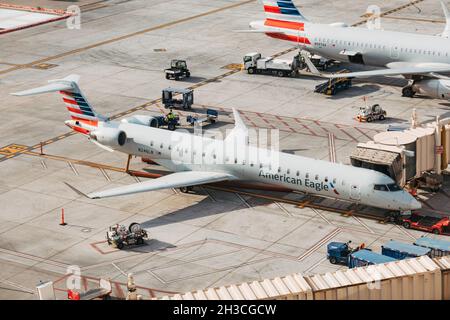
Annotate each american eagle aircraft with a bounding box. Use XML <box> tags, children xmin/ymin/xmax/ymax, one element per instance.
<box><xmin>12</xmin><ymin>75</ymin><xmax>421</xmax><ymax>212</ymax></box>
<box><xmin>245</xmin><ymin>0</ymin><xmax>450</xmax><ymax>100</ymax></box>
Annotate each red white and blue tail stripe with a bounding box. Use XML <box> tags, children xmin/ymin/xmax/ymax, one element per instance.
<box><xmin>60</xmin><ymin>87</ymin><xmax>99</xmax><ymax>127</ymax></box>
<box><xmin>262</xmin><ymin>0</ymin><xmax>308</xmax><ymax>22</ymax></box>
<box><xmin>259</xmin><ymin>0</ymin><xmax>311</xmax><ymax>44</ymax></box>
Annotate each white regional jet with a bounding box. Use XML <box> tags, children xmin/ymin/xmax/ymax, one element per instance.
<box><xmin>12</xmin><ymin>75</ymin><xmax>421</xmax><ymax>212</ymax></box>
<box><xmin>246</xmin><ymin>0</ymin><xmax>450</xmax><ymax>99</ymax></box>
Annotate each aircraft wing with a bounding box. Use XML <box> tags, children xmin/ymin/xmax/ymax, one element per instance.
<box><xmin>321</xmin><ymin>64</ymin><xmax>450</xmax><ymax>79</ymax></box>
<box><xmin>301</xmin><ymin>53</ymin><xmax>450</xmax><ymax>79</ymax></box>
<box><xmin>66</xmin><ymin>171</ymin><xmax>236</xmax><ymax>199</ymax></box>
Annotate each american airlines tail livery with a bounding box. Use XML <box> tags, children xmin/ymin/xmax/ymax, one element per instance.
<box><xmin>246</xmin><ymin>0</ymin><xmax>450</xmax><ymax>100</ymax></box>
<box><xmin>12</xmin><ymin>75</ymin><xmax>420</xmax><ymax>212</ymax></box>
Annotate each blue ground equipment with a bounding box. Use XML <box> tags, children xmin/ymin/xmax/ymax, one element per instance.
<box><xmin>327</xmin><ymin>242</ymin><xmax>353</xmax><ymax>265</ymax></box>
<box><xmin>414</xmin><ymin>237</ymin><xmax>450</xmax><ymax>258</ymax></box>
<box><xmin>348</xmin><ymin>250</ymin><xmax>397</xmax><ymax>268</ymax></box>
<box><xmin>154</xmin><ymin>115</ymin><xmax>180</xmax><ymax>131</ymax></box>
<box><xmin>381</xmin><ymin>240</ymin><xmax>431</xmax><ymax>260</ymax></box>
<box><xmin>326</xmin><ymin>241</ymin><xmax>366</xmax><ymax>265</ymax></box>
<box><xmin>186</xmin><ymin>109</ymin><xmax>218</xmax><ymax>126</ymax></box>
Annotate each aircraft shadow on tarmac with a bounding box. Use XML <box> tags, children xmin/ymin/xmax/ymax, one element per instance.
<box><xmin>380</xmin><ymin>117</ymin><xmax>409</xmax><ymax>125</ymax></box>
<box><xmin>122</xmin><ymin>238</ymin><xmax>177</xmax><ymax>253</ymax></box>
<box><xmin>327</xmin><ymin>84</ymin><xmax>382</xmax><ymax>100</ymax></box>
<box><xmin>281</xmin><ymin>148</ymin><xmax>310</xmax><ymax>154</ymax></box>
<box><xmin>139</xmin><ymin>190</ymin><xmax>259</xmax><ymax>229</ymax></box>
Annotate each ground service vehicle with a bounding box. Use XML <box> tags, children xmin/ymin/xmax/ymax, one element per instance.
<box><xmin>381</xmin><ymin>240</ymin><xmax>431</xmax><ymax>260</ymax></box>
<box><xmin>327</xmin><ymin>241</ymin><xmax>365</xmax><ymax>265</ymax></box>
<box><xmin>356</xmin><ymin>104</ymin><xmax>387</xmax><ymax>122</ymax></box>
<box><xmin>154</xmin><ymin>114</ymin><xmax>180</xmax><ymax>131</ymax></box>
<box><xmin>315</xmin><ymin>72</ymin><xmax>352</xmax><ymax>96</ymax></box>
<box><xmin>244</xmin><ymin>52</ymin><xmax>302</xmax><ymax>77</ymax></box>
<box><xmin>165</xmin><ymin>59</ymin><xmax>190</xmax><ymax>80</ymax></box>
<box><xmin>348</xmin><ymin>249</ymin><xmax>397</xmax><ymax>268</ymax></box>
<box><xmin>162</xmin><ymin>87</ymin><xmax>193</xmax><ymax>110</ymax></box>
<box><xmin>106</xmin><ymin>223</ymin><xmax>148</xmax><ymax>249</ymax></box>
<box><xmin>414</xmin><ymin>237</ymin><xmax>450</xmax><ymax>257</ymax></box>
<box><xmin>402</xmin><ymin>213</ymin><xmax>450</xmax><ymax>235</ymax></box>
<box><xmin>187</xmin><ymin>109</ymin><xmax>218</xmax><ymax>126</ymax></box>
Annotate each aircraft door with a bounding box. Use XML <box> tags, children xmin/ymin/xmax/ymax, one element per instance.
<box><xmin>348</xmin><ymin>53</ymin><xmax>365</xmax><ymax>64</ymax></box>
<box><xmin>350</xmin><ymin>184</ymin><xmax>361</xmax><ymax>200</ymax></box>
<box><xmin>390</xmin><ymin>45</ymin><xmax>399</xmax><ymax>59</ymax></box>
<box><xmin>297</xmin><ymin>26</ymin><xmax>307</xmax><ymax>49</ymax></box>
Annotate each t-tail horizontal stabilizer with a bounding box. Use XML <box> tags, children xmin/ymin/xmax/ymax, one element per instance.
<box><xmin>11</xmin><ymin>75</ymin><xmax>80</xmax><ymax>96</ymax></box>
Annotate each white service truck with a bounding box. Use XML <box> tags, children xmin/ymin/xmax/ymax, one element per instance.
<box><xmin>243</xmin><ymin>52</ymin><xmax>302</xmax><ymax>77</ymax></box>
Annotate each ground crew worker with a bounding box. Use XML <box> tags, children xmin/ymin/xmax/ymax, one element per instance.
<box><xmin>166</xmin><ymin>108</ymin><xmax>176</xmax><ymax>122</ymax></box>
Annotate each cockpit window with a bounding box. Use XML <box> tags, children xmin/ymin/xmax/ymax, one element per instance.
<box><xmin>387</xmin><ymin>183</ymin><xmax>401</xmax><ymax>192</ymax></box>
<box><xmin>374</xmin><ymin>184</ymin><xmax>388</xmax><ymax>191</ymax></box>
<box><xmin>374</xmin><ymin>184</ymin><xmax>402</xmax><ymax>192</ymax></box>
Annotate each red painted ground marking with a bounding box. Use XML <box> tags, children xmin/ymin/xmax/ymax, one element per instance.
<box><xmin>353</xmin><ymin>126</ymin><xmax>374</xmax><ymax>140</ymax></box>
<box><xmin>294</xmin><ymin>118</ymin><xmax>318</xmax><ymax>136</ymax></box>
<box><xmin>90</xmin><ymin>241</ymin><xmax>118</xmax><ymax>255</ymax></box>
<box><xmin>335</xmin><ymin>124</ymin><xmax>358</xmax><ymax>142</ymax></box>
<box><xmin>313</xmin><ymin>120</ymin><xmax>332</xmax><ymax>136</ymax></box>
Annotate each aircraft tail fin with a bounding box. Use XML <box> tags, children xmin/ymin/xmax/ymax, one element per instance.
<box><xmin>262</xmin><ymin>0</ymin><xmax>308</xmax><ymax>22</ymax></box>
<box><xmin>225</xmin><ymin>108</ymin><xmax>249</xmax><ymax>145</ymax></box>
<box><xmin>12</xmin><ymin>74</ymin><xmax>105</xmax><ymax>127</ymax></box>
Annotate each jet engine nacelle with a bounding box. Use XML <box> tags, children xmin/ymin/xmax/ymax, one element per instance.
<box><xmin>413</xmin><ymin>79</ymin><xmax>450</xmax><ymax>100</ymax></box>
<box><xmin>90</xmin><ymin>128</ymin><xmax>127</xmax><ymax>147</ymax></box>
<box><xmin>121</xmin><ymin>115</ymin><xmax>159</xmax><ymax>127</ymax></box>
<box><xmin>329</xmin><ymin>22</ymin><xmax>349</xmax><ymax>28</ymax></box>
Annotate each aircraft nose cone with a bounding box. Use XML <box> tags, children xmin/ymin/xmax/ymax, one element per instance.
<box><xmin>410</xmin><ymin>197</ymin><xmax>422</xmax><ymax>210</ymax></box>
<box><xmin>402</xmin><ymin>191</ymin><xmax>421</xmax><ymax>210</ymax></box>
<box><xmin>249</xmin><ymin>20</ymin><xmax>263</xmax><ymax>30</ymax></box>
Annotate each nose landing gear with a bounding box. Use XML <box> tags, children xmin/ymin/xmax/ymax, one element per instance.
<box><xmin>179</xmin><ymin>186</ymin><xmax>194</xmax><ymax>193</ymax></box>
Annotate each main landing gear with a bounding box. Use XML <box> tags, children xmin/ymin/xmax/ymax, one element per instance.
<box><xmin>402</xmin><ymin>81</ymin><xmax>416</xmax><ymax>98</ymax></box>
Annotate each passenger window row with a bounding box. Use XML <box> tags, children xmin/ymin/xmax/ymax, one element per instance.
<box><xmin>148</xmin><ymin>143</ymin><xmax>343</xmax><ymax>185</ymax></box>
<box><xmin>313</xmin><ymin>38</ymin><xmax>449</xmax><ymax>57</ymax></box>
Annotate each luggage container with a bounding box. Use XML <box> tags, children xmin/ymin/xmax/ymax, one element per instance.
<box><xmin>381</xmin><ymin>240</ymin><xmax>431</xmax><ymax>260</ymax></box>
<box><xmin>348</xmin><ymin>249</ymin><xmax>397</xmax><ymax>268</ymax></box>
<box><xmin>414</xmin><ymin>237</ymin><xmax>450</xmax><ymax>258</ymax></box>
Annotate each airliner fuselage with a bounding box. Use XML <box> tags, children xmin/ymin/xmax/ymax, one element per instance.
<box><xmin>249</xmin><ymin>0</ymin><xmax>450</xmax><ymax>99</ymax></box>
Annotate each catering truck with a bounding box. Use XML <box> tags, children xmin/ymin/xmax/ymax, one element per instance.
<box><xmin>243</xmin><ymin>52</ymin><xmax>302</xmax><ymax>77</ymax></box>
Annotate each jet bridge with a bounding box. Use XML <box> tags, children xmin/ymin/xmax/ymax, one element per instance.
<box><xmin>351</xmin><ymin>114</ymin><xmax>450</xmax><ymax>189</ymax></box>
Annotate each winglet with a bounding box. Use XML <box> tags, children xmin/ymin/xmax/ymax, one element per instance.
<box><xmin>441</xmin><ymin>0</ymin><xmax>450</xmax><ymax>38</ymax></box>
<box><xmin>64</xmin><ymin>182</ymin><xmax>94</xmax><ymax>199</ymax></box>
<box><xmin>232</xmin><ymin>108</ymin><xmax>247</xmax><ymax>130</ymax></box>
